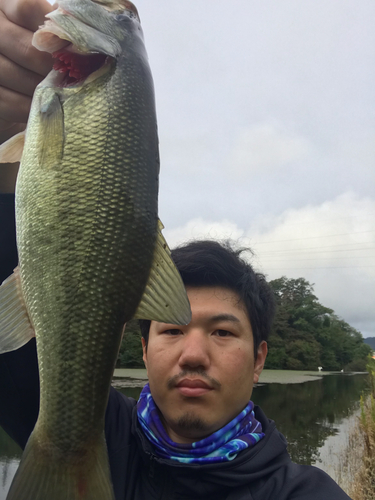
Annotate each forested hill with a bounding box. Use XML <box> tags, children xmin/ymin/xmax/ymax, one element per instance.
<box><xmin>118</xmin><ymin>276</ymin><xmax>372</xmax><ymax>371</ymax></box>
<box><xmin>266</xmin><ymin>277</ymin><xmax>371</xmax><ymax>371</ymax></box>
<box><xmin>364</xmin><ymin>337</ymin><xmax>375</xmax><ymax>350</ymax></box>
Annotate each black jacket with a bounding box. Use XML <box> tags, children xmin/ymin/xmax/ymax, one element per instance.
<box><xmin>0</xmin><ymin>194</ymin><xmax>351</xmax><ymax>499</ymax></box>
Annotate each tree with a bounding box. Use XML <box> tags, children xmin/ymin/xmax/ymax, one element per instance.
<box><xmin>117</xmin><ymin>319</ymin><xmax>144</xmax><ymax>368</ymax></box>
<box><xmin>116</xmin><ymin>277</ymin><xmax>371</xmax><ymax>372</ymax></box>
<box><xmin>266</xmin><ymin>276</ymin><xmax>370</xmax><ymax>371</ymax></box>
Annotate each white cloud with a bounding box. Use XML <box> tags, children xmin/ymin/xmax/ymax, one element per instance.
<box><xmin>250</xmin><ymin>192</ymin><xmax>375</xmax><ymax>265</ymax></box>
<box><xmin>165</xmin><ymin>193</ymin><xmax>375</xmax><ymax>337</ymax></box>
<box><xmin>250</xmin><ymin>193</ymin><xmax>375</xmax><ymax>336</ymax></box>
<box><xmin>164</xmin><ymin>218</ymin><xmax>244</xmax><ymax>249</ymax></box>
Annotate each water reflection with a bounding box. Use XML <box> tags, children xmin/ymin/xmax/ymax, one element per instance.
<box><xmin>0</xmin><ymin>428</ymin><xmax>21</xmax><ymax>462</ymax></box>
<box><xmin>116</xmin><ymin>374</ymin><xmax>370</xmax><ymax>465</ymax></box>
<box><xmin>0</xmin><ymin>460</ymin><xmax>19</xmax><ymax>500</ymax></box>
<box><xmin>251</xmin><ymin>374</ymin><xmax>369</xmax><ymax>464</ymax></box>
<box><xmin>0</xmin><ymin>427</ymin><xmax>22</xmax><ymax>500</ymax></box>
<box><xmin>0</xmin><ymin>373</ymin><xmax>369</xmax><ymax>497</ymax></box>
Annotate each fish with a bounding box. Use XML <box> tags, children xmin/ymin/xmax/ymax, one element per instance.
<box><xmin>0</xmin><ymin>1</ymin><xmax>191</xmax><ymax>498</ymax></box>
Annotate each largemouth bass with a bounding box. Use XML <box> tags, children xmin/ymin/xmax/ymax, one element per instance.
<box><xmin>0</xmin><ymin>1</ymin><xmax>191</xmax><ymax>499</ymax></box>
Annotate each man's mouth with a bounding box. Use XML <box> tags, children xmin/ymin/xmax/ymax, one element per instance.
<box><xmin>175</xmin><ymin>379</ymin><xmax>213</xmax><ymax>398</ymax></box>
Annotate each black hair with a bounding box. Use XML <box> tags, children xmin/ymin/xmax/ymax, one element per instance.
<box><xmin>139</xmin><ymin>239</ymin><xmax>275</xmax><ymax>355</ymax></box>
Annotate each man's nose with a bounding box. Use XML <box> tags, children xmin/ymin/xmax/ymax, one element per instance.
<box><xmin>178</xmin><ymin>330</ymin><xmax>210</xmax><ymax>370</ymax></box>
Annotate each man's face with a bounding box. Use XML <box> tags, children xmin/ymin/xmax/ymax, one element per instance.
<box><xmin>142</xmin><ymin>286</ymin><xmax>267</xmax><ymax>444</ymax></box>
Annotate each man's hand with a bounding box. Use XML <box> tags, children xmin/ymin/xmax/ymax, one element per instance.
<box><xmin>0</xmin><ymin>0</ymin><xmax>53</xmax><ymax>192</ymax></box>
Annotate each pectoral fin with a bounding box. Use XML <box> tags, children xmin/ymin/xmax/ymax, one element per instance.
<box><xmin>133</xmin><ymin>221</ymin><xmax>191</xmax><ymax>325</ymax></box>
<box><xmin>0</xmin><ymin>131</ymin><xmax>25</xmax><ymax>163</ymax></box>
<box><xmin>0</xmin><ymin>268</ymin><xmax>35</xmax><ymax>353</ymax></box>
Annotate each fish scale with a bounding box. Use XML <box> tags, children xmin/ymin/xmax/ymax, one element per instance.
<box><xmin>32</xmin><ymin>72</ymin><xmax>153</xmax><ymax>443</ymax></box>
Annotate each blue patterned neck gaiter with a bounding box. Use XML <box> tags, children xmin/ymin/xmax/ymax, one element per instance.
<box><xmin>137</xmin><ymin>383</ymin><xmax>265</xmax><ymax>464</ymax></box>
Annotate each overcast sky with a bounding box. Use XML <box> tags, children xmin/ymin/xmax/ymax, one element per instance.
<box><xmin>134</xmin><ymin>0</ymin><xmax>374</xmax><ymax>338</ymax></box>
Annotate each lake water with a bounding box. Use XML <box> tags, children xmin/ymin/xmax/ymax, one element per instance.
<box><xmin>0</xmin><ymin>373</ymin><xmax>369</xmax><ymax>498</ymax></box>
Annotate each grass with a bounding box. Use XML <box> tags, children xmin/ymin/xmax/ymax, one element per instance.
<box><xmin>113</xmin><ymin>368</ymin><xmax>148</xmax><ymax>379</ymax></box>
<box><xmin>258</xmin><ymin>369</ymin><xmax>333</xmax><ymax>384</ymax></box>
<box><xmin>336</xmin><ymin>356</ymin><xmax>375</xmax><ymax>499</ymax></box>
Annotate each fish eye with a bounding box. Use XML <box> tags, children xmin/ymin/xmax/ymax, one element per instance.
<box><xmin>115</xmin><ymin>14</ymin><xmax>127</xmax><ymax>21</ymax></box>
<box><xmin>115</xmin><ymin>13</ymin><xmax>136</xmax><ymax>22</ymax></box>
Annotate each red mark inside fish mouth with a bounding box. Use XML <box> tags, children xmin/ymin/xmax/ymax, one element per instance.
<box><xmin>52</xmin><ymin>49</ymin><xmax>109</xmax><ymax>87</ymax></box>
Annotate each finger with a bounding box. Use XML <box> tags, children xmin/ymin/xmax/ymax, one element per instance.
<box><xmin>0</xmin><ymin>11</ymin><xmax>53</xmax><ymax>77</ymax></box>
<box><xmin>0</xmin><ymin>0</ymin><xmax>53</xmax><ymax>33</ymax></box>
<box><xmin>0</xmin><ymin>54</ymin><xmax>43</xmax><ymax>97</ymax></box>
<box><xmin>0</xmin><ymin>86</ymin><xmax>32</xmax><ymax>124</ymax></box>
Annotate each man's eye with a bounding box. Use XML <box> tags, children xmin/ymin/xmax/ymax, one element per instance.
<box><xmin>214</xmin><ymin>330</ymin><xmax>233</xmax><ymax>337</ymax></box>
<box><xmin>163</xmin><ymin>329</ymin><xmax>181</xmax><ymax>336</ymax></box>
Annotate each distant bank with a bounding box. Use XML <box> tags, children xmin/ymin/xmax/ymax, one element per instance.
<box><xmin>112</xmin><ymin>368</ymin><xmax>362</xmax><ymax>387</ymax></box>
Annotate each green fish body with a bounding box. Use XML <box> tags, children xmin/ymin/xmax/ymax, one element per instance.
<box><xmin>0</xmin><ymin>1</ymin><xmax>191</xmax><ymax>498</ymax></box>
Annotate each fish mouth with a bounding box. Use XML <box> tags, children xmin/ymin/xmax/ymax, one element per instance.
<box><xmin>33</xmin><ymin>1</ymin><xmax>141</xmax><ymax>88</ymax></box>
<box><xmin>34</xmin><ymin>13</ymin><xmax>115</xmax><ymax>88</ymax></box>
<box><xmin>51</xmin><ymin>46</ymin><xmax>110</xmax><ymax>88</ymax></box>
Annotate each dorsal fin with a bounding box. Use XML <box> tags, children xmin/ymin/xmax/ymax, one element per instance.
<box><xmin>133</xmin><ymin>220</ymin><xmax>191</xmax><ymax>325</ymax></box>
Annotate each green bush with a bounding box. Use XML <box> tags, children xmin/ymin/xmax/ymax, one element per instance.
<box><xmin>117</xmin><ymin>320</ymin><xmax>144</xmax><ymax>368</ymax></box>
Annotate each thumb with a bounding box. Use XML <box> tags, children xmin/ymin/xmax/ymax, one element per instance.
<box><xmin>0</xmin><ymin>0</ymin><xmax>53</xmax><ymax>33</ymax></box>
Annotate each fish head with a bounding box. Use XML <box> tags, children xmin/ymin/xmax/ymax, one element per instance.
<box><xmin>33</xmin><ymin>0</ymin><xmax>145</xmax><ymax>89</ymax></box>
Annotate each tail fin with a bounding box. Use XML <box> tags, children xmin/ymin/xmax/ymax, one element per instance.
<box><xmin>7</xmin><ymin>431</ymin><xmax>115</xmax><ymax>500</ymax></box>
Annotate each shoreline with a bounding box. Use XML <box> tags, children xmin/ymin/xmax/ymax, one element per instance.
<box><xmin>112</xmin><ymin>368</ymin><xmax>366</xmax><ymax>387</ymax></box>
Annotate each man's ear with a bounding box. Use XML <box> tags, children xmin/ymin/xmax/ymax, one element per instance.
<box><xmin>141</xmin><ymin>337</ymin><xmax>148</xmax><ymax>370</ymax></box>
<box><xmin>253</xmin><ymin>341</ymin><xmax>267</xmax><ymax>384</ymax></box>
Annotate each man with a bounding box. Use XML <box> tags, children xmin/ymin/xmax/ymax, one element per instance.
<box><xmin>0</xmin><ymin>1</ymin><xmax>351</xmax><ymax>498</ymax></box>
<box><xmin>137</xmin><ymin>240</ymin><xmax>272</xmax><ymax>448</ymax></box>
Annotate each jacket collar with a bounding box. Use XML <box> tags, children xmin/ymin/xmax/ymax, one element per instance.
<box><xmin>132</xmin><ymin>405</ymin><xmax>290</xmax><ymax>497</ymax></box>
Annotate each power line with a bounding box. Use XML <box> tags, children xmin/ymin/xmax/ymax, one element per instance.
<box><xmin>263</xmin><ymin>241</ymin><xmax>375</xmax><ymax>250</ymax></box>
<box><xmin>252</xmin><ymin>230</ymin><xmax>375</xmax><ymax>245</ymax></box>
<box><xmin>260</xmin><ymin>212</ymin><xmax>375</xmax><ymax>230</ymax></box>
<box><xmin>263</xmin><ymin>265</ymin><xmax>375</xmax><ymax>270</ymax></box>
<box><xmin>260</xmin><ymin>256</ymin><xmax>375</xmax><ymax>262</ymax></box>
<box><xmin>260</xmin><ymin>246</ymin><xmax>375</xmax><ymax>256</ymax></box>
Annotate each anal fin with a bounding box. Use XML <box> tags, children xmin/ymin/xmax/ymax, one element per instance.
<box><xmin>0</xmin><ymin>268</ymin><xmax>35</xmax><ymax>353</ymax></box>
<box><xmin>133</xmin><ymin>220</ymin><xmax>191</xmax><ymax>325</ymax></box>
